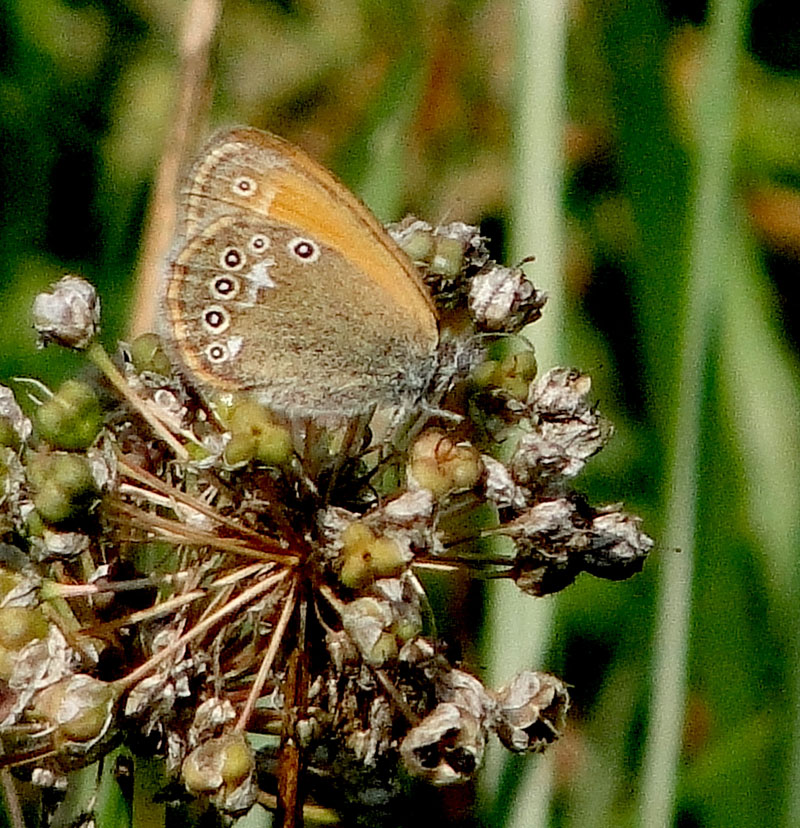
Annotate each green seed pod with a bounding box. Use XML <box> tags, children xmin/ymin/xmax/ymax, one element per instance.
<box><xmin>0</xmin><ymin>606</ymin><xmax>49</xmax><ymax>650</ymax></box>
<box><xmin>51</xmin><ymin>452</ymin><xmax>95</xmax><ymax>491</ymax></box>
<box><xmin>365</xmin><ymin>631</ymin><xmax>398</xmax><ymax>666</ymax></box>
<box><xmin>0</xmin><ymin>569</ymin><xmax>21</xmax><ymax>600</ymax></box>
<box><xmin>29</xmin><ymin>452</ymin><xmax>97</xmax><ymax>524</ymax></box>
<box><xmin>496</xmin><ymin>351</ymin><xmax>538</xmax><ymax>400</ymax></box>
<box><xmin>471</xmin><ymin>359</ymin><xmax>499</xmax><ymax>388</ymax></box>
<box><xmin>32</xmin><ymin>480</ymin><xmax>77</xmax><ymax>524</ymax></box>
<box><xmin>338</xmin><ymin>523</ymin><xmax>408</xmax><ymax>589</ymax></box>
<box><xmin>392</xmin><ymin>609</ymin><xmax>423</xmax><ymax>643</ymax></box>
<box><xmin>338</xmin><ymin>527</ymin><xmax>373</xmax><ymax>589</ymax></box>
<box><xmin>253</xmin><ymin>422</ymin><xmax>293</xmax><ymax>465</ymax></box>
<box><xmin>397</xmin><ymin>225</ymin><xmax>436</xmax><ymax>262</ymax></box>
<box><xmin>409</xmin><ymin>430</ymin><xmax>484</xmax><ymax>497</ymax></box>
<box><xmin>185</xmin><ymin>441</ymin><xmax>213</xmax><ymax>463</ymax></box>
<box><xmin>33</xmin><ymin>675</ymin><xmax>116</xmax><ymax>744</ymax></box>
<box><xmin>223</xmin><ymin>432</ymin><xmax>257</xmax><ymax>466</ymax></box>
<box><xmin>183</xmin><ymin>733</ymin><xmax>255</xmax><ymax>795</ymax></box>
<box><xmin>129</xmin><ymin>333</ymin><xmax>172</xmax><ymax>376</ymax></box>
<box><xmin>471</xmin><ymin>351</ymin><xmax>537</xmax><ymax>400</ymax></box>
<box><xmin>0</xmin><ymin>644</ymin><xmax>17</xmax><ymax>680</ymax></box>
<box><xmin>223</xmin><ymin>398</ymin><xmax>293</xmax><ymax>467</ymax></box>
<box><xmin>219</xmin><ymin>735</ymin><xmax>255</xmax><ymax>787</ymax></box>
<box><xmin>25</xmin><ymin>509</ymin><xmax>45</xmax><ymax>537</ymax></box>
<box><xmin>36</xmin><ymin>380</ymin><xmax>102</xmax><ymax>450</ymax></box>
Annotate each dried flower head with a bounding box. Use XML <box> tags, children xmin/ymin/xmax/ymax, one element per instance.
<box><xmin>32</xmin><ymin>276</ymin><xmax>100</xmax><ymax>350</ymax></box>
<box><xmin>0</xmin><ymin>221</ymin><xmax>652</xmax><ymax>826</ymax></box>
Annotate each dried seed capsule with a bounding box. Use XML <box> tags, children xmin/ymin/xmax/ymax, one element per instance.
<box><xmin>583</xmin><ymin>508</ymin><xmax>653</xmax><ymax>579</ymax></box>
<box><xmin>32</xmin><ymin>276</ymin><xmax>100</xmax><ymax>350</ymax></box>
<box><xmin>482</xmin><ymin>455</ymin><xmax>528</xmax><ymax>510</ymax></box>
<box><xmin>340</xmin><ymin>596</ymin><xmax>397</xmax><ymax>666</ymax></box>
<box><xmin>0</xmin><ymin>386</ymin><xmax>32</xmax><ymax>447</ymax></box>
<box><xmin>502</xmin><ymin>498</ymin><xmax>653</xmax><ymax>595</ymax></box>
<box><xmin>468</xmin><ymin>264</ymin><xmax>546</xmax><ymax>331</ymax></box>
<box><xmin>401</xmin><ymin>702</ymin><xmax>486</xmax><ymax>785</ymax></box>
<box><xmin>510</xmin><ymin>368</ymin><xmax>610</xmax><ymax>482</ymax></box>
<box><xmin>493</xmin><ymin>671</ymin><xmax>569</xmax><ymax>753</ymax></box>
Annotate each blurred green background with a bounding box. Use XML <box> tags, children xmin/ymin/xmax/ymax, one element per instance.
<box><xmin>1</xmin><ymin>0</ymin><xmax>799</xmax><ymax>826</ymax></box>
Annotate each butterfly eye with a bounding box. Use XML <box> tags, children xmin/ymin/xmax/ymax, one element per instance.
<box><xmin>209</xmin><ymin>275</ymin><xmax>240</xmax><ymax>300</ymax></box>
<box><xmin>232</xmin><ymin>176</ymin><xmax>257</xmax><ymax>197</ymax></box>
<box><xmin>202</xmin><ymin>306</ymin><xmax>230</xmax><ymax>334</ymax></box>
<box><xmin>220</xmin><ymin>247</ymin><xmax>245</xmax><ymax>271</ymax></box>
<box><xmin>288</xmin><ymin>237</ymin><xmax>320</xmax><ymax>263</ymax></box>
<box><xmin>248</xmin><ymin>234</ymin><xmax>270</xmax><ymax>254</ymax></box>
<box><xmin>205</xmin><ymin>342</ymin><xmax>229</xmax><ymax>364</ymax></box>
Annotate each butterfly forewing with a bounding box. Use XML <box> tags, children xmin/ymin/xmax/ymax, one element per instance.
<box><xmin>164</xmin><ymin>127</ymin><xmax>439</xmax><ymax>417</ymax></box>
